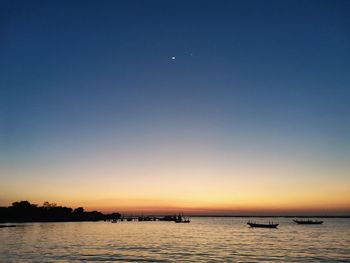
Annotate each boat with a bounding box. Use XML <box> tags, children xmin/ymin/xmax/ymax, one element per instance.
<box><xmin>175</xmin><ymin>218</ymin><xmax>190</xmax><ymax>223</ymax></box>
<box><xmin>111</xmin><ymin>219</ymin><xmax>118</xmax><ymax>223</ymax></box>
<box><xmin>175</xmin><ymin>219</ymin><xmax>190</xmax><ymax>223</ymax></box>
<box><xmin>293</xmin><ymin>219</ymin><xmax>323</xmax><ymax>225</ymax></box>
<box><xmin>174</xmin><ymin>214</ymin><xmax>190</xmax><ymax>223</ymax></box>
<box><xmin>247</xmin><ymin>221</ymin><xmax>278</xmax><ymax>228</ymax></box>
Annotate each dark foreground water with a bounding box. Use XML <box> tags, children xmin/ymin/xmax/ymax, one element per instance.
<box><xmin>1</xmin><ymin>217</ymin><xmax>349</xmax><ymax>262</ymax></box>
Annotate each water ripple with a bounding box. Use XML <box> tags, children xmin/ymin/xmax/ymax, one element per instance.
<box><xmin>1</xmin><ymin>218</ymin><xmax>349</xmax><ymax>262</ymax></box>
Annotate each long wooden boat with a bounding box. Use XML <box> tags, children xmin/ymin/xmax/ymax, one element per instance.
<box><xmin>247</xmin><ymin>221</ymin><xmax>278</xmax><ymax>228</ymax></box>
<box><xmin>293</xmin><ymin>219</ymin><xmax>323</xmax><ymax>225</ymax></box>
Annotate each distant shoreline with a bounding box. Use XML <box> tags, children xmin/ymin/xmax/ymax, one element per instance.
<box><xmin>1</xmin><ymin>201</ymin><xmax>349</xmax><ymax>223</ymax></box>
<box><xmin>188</xmin><ymin>215</ymin><xmax>350</xmax><ymax>218</ymax></box>
<box><xmin>1</xmin><ymin>215</ymin><xmax>349</xmax><ymax>224</ymax></box>
<box><xmin>0</xmin><ymin>201</ymin><xmax>121</xmax><ymax>224</ymax></box>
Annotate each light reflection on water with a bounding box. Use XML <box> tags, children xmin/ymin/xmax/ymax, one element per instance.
<box><xmin>1</xmin><ymin>218</ymin><xmax>349</xmax><ymax>262</ymax></box>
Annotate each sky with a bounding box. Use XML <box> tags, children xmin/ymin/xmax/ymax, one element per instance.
<box><xmin>1</xmin><ymin>0</ymin><xmax>350</xmax><ymax>215</ymax></box>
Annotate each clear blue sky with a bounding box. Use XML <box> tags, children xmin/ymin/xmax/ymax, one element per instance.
<box><xmin>1</xmin><ymin>0</ymin><xmax>349</xmax><ymax>214</ymax></box>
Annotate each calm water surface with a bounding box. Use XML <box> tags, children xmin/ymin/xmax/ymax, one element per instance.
<box><xmin>1</xmin><ymin>217</ymin><xmax>349</xmax><ymax>262</ymax></box>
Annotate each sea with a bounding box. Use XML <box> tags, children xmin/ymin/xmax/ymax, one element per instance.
<box><xmin>0</xmin><ymin>217</ymin><xmax>349</xmax><ymax>262</ymax></box>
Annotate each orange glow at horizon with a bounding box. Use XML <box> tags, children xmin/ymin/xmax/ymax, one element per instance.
<box><xmin>1</xmin><ymin>133</ymin><xmax>350</xmax><ymax>215</ymax></box>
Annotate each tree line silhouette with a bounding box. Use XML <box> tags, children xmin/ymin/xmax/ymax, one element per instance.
<box><xmin>0</xmin><ymin>201</ymin><xmax>121</xmax><ymax>223</ymax></box>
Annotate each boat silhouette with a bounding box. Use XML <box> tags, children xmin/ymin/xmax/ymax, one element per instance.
<box><xmin>247</xmin><ymin>220</ymin><xmax>278</xmax><ymax>228</ymax></box>
<box><xmin>293</xmin><ymin>219</ymin><xmax>323</xmax><ymax>225</ymax></box>
<box><xmin>174</xmin><ymin>214</ymin><xmax>190</xmax><ymax>223</ymax></box>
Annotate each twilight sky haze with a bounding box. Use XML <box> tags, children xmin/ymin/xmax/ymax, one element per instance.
<box><xmin>1</xmin><ymin>0</ymin><xmax>350</xmax><ymax>215</ymax></box>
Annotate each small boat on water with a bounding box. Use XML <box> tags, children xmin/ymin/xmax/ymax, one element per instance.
<box><xmin>175</xmin><ymin>218</ymin><xmax>190</xmax><ymax>223</ymax></box>
<box><xmin>174</xmin><ymin>214</ymin><xmax>190</xmax><ymax>223</ymax></box>
<box><xmin>247</xmin><ymin>221</ymin><xmax>278</xmax><ymax>228</ymax></box>
<box><xmin>293</xmin><ymin>219</ymin><xmax>323</xmax><ymax>225</ymax></box>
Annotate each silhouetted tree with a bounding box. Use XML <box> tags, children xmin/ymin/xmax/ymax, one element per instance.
<box><xmin>73</xmin><ymin>207</ymin><xmax>84</xmax><ymax>214</ymax></box>
<box><xmin>43</xmin><ymin>201</ymin><xmax>57</xmax><ymax>208</ymax></box>
<box><xmin>12</xmin><ymin>201</ymin><xmax>37</xmax><ymax>209</ymax></box>
<box><xmin>0</xmin><ymin>200</ymin><xmax>118</xmax><ymax>223</ymax></box>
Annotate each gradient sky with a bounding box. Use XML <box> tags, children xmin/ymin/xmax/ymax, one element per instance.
<box><xmin>1</xmin><ymin>0</ymin><xmax>350</xmax><ymax>215</ymax></box>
